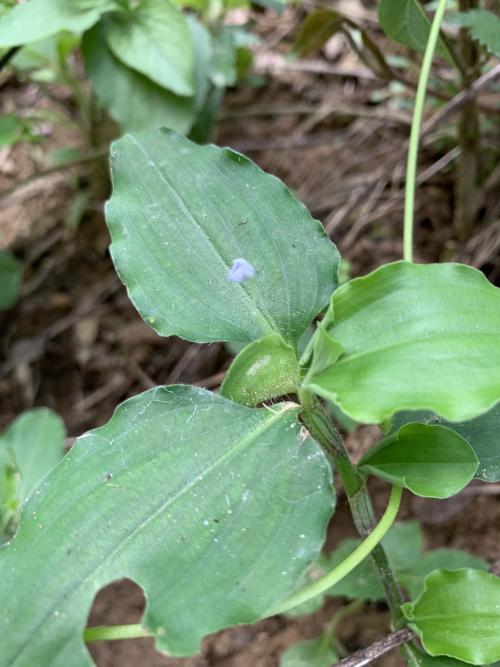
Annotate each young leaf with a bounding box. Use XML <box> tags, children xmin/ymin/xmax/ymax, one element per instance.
<box><xmin>399</xmin><ymin>548</ymin><xmax>489</xmax><ymax>599</ymax></box>
<box><xmin>82</xmin><ymin>23</ymin><xmax>197</xmax><ymax>134</ymax></box>
<box><xmin>280</xmin><ymin>636</ymin><xmax>337</xmax><ymax>667</ymax></box>
<box><xmin>0</xmin><ymin>249</ymin><xmax>22</xmax><ymax>310</ymax></box>
<box><xmin>359</xmin><ymin>423</ymin><xmax>478</xmax><ymax>499</ymax></box>
<box><xmin>221</xmin><ymin>333</ymin><xmax>300</xmax><ymax>406</ymax></box>
<box><xmin>0</xmin><ymin>0</ymin><xmax>116</xmax><ymax>47</ymax></box>
<box><xmin>105</xmin><ymin>0</ymin><xmax>194</xmax><ymax>96</ymax></box>
<box><xmin>304</xmin><ymin>261</ymin><xmax>500</xmax><ymax>424</ymax></box>
<box><xmin>106</xmin><ymin>130</ymin><xmax>339</xmax><ymax>344</ymax></box>
<box><xmin>292</xmin><ymin>9</ymin><xmax>343</xmax><ymax>57</ymax></box>
<box><xmin>402</xmin><ymin>569</ymin><xmax>500</xmax><ymax>665</ymax></box>
<box><xmin>390</xmin><ymin>404</ymin><xmax>500</xmax><ymax>482</ymax></box>
<box><xmin>449</xmin><ymin>10</ymin><xmax>500</xmax><ymax>55</ymax></box>
<box><xmin>378</xmin><ymin>0</ymin><xmax>450</xmax><ymax>59</ymax></box>
<box><xmin>0</xmin><ymin>386</ymin><xmax>334</xmax><ymax>664</ymax></box>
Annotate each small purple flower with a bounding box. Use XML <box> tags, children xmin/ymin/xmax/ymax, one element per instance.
<box><xmin>227</xmin><ymin>258</ymin><xmax>256</xmax><ymax>283</ymax></box>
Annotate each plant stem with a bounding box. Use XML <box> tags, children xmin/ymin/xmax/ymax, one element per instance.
<box><xmin>268</xmin><ymin>485</ymin><xmax>402</xmax><ymax>615</ymax></box>
<box><xmin>403</xmin><ymin>0</ymin><xmax>449</xmax><ymax>262</ymax></box>
<box><xmin>84</xmin><ymin>624</ymin><xmax>149</xmax><ymax>642</ymax></box>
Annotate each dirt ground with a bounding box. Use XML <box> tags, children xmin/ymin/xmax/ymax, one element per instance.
<box><xmin>1</xmin><ymin>3</ymin><xmax>499</xmax><ymax>665</ymax></box>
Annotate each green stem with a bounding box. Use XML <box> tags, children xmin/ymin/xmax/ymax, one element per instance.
<box><xmin>403</xmin><ymin>0</ymin><xmax>448</xmax><ymax>262</ymax></box>
<box><xmin>84</xmin><ymin>624</ymin><xmax>149</xmax><ymax>643</ymax></box>
<box><xmin>268</xmin><ymin>485</ymin><xmax>402</xmax><ymax>616</ymax></box>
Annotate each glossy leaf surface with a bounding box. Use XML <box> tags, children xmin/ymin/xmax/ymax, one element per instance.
<box><xmin>0</xmin><ymin>249</ymin><xmax>22</xmax><ymax>310</ymax></box>
<box><xmin>0</xmin><ymin>0</ymin><xmax>116</xmax><ymax>47</ymax></box>
<box><xmin>359</xmin><ymin>423</ymin><xmax>478</xmax><ymax>498</ymax></box>
<box><xmin>82</xmin><ymin>23</ymin><xmax>197</xmax><ymax>133</ymax></box>
<box><xmin>305</xmin><ymin>261</ymin><xmax>500</xmax><ymax>424</ymax></box>
<box><xmin>391</xmin><ymin>404</ymin><xmax>500</xmax><ymax>482</ymax></box>
<box><xmin>399</xmin><ymin>548</ymin><xmax>488</xmax><ymax>599</ymax></box>
<box><xmin>221</xmin><ymin>333</ymin><xmax>300</xmax><ymax>406</ymax></box>
<box><xmin>0</xmin><ymin>386</ymin><xmax>334</xmax><ymax>665</ymax></box>
<box><xmin>106</xmin><ymin>130</ymin><xmax>339</xmax><ymax>343</ymax></box>
<box><xmin>106</xmin><ymin>0</ymin><xmax>193</xmax><ymax>95</ymax></box>
<box><xmin>403</xmin><ymin>569</ymin><xmax>500</xmax><ymax>664</ymax></box>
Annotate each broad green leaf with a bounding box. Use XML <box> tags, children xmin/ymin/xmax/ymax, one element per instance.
<box><xmin>221</xmin><ymin>333</ymin><xmax>300</xmax><ymax>406</ymax></box>
<box><xmin>106</xmin><ymin>130</ymin><xmax>339</xmax><ymax>344</ymax></box>
<box><xmin>280</xmin><ymin>636</ymin><xmax>337</xmax><ymax>666</ymax></box>
<box><xmin>359</xmin><ymin>423</ymin><xmax>478</xmax><ymax>498</ymax></box>
<box><xmin>305</xmin><ymin>261</ymin><xmax>500</xmax><ymax>424</ymax></box>
<box><xmin>0</xmin><ymin>408</ymin><xmax>65</xmax><ymax>503</ymax></box>
<box><xmin>0</xmin><ymin>386</ymin><xmax>334</xmax><ymax>664</ymax></box>
<box><xmin>106</xmin><ymin>0</ymin><xmax>194</xmax><ymax>95</ymax></box>
<box><xmin>292</xmin><ymin>9</ymin><xmax>343</xmax><ymax>57</ymax></box>
<box><xmin>0</xmin><ymin>0</ymin><xmax>116</xmax><ymax>47</ymax></box>
<box><xmin>82</xmin><ymin>23</ymin><xmax>196</xmax><ymax>134</ymax></box>
<box><xmin>405</xmin><ymin>646</ymin><xmax>471</xmax><ymax>667</ymax></box>
<box><xmin>391</xmin><ymin>405</ymin><xmax>500</xmax><ymax>482</ymax></box>
<box><xmin>399</xmin><ymin>548</ymin><xmax>489</xmax><ymax>599</ymax></box>
<box><xmin>378</xmin><ymin>0</ymin><xmax>450</xmax><ymax>59</ymax></box>
<box><xmin>449</xmin><ymin>10</ymin><xmax>500</xmax><ymax>55</ymax></box>
<box><xmin>0</xmin><ymin>249</ymin><xmax>22</xmax><ymax>310</ymax></box>
<box><xmin>402</xmin><ymin>569</ymin><xmax>500</xmax><ymax>665</ymax></box>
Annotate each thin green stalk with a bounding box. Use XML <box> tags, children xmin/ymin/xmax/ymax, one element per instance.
<box><xmin>84</xmin><ymin>624</ymin><xmax>149</xmax><ymax>642</ymax></box>
<box><xmin>404</xmin><ymin>0</ymin><xmax>449</xmax><ymax>262</ymax></box>
<box><xmin>267</xmin><ymin>485</ymin><xmax>403</xmax><ymax>616</ymax></box>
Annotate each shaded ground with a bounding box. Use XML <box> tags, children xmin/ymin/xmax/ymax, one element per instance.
<box><xmin>1</xmin><ymin>2</ymin><xmax>499</xmax><ymax>665</ymax></box>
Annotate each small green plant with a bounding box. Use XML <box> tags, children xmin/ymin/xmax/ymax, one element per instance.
<box><xmin>1</xmin><ymin>3</ymin><xmax>500</xmax><ymax>667</ymax></box>
<box><xmin>0</xmin><ymin>0</ymin><xmax>260</xmax><ymax>139</ymax></box>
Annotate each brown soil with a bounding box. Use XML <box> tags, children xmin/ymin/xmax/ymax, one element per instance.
<box><xmin>1</xmin><ymin>3</ymin><xmax>499</xmax><ymax>666</ymax></box>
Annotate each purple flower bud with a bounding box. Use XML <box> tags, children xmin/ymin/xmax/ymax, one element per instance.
<box><xmin>227</xmin><ymin>258</ymin><xmax>256</xmax><ymax>283</ymax></box>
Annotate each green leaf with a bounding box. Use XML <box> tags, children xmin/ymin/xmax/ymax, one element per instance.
<box><xmin>82</xmin><ymin>22</ymin><xmax>196</xmax><ymax>133</ymax></box>
<box><xmin>0</xmin><ymin>386</ymin><xmax>334</xmax><ymax>664</ymax></box>
<box><xmin>405</xmin><ymin>646</ymin><xmax>471</xmax><ymax>667</ymax></box>
<box><xmin>0</xmin><ymin>408</ymin><xmax>66</xmax><ymax>503</ymax></box>
<box><xmin>391</xmin><ymin>404</ymin><xmax>500</xmax><ymax>482</ymax></box>
<box><xmin>0</xmin><ymin>113</ymin><xmax>24</xmax><ymax>146</ymax></box>
<box><xmin>402</xmin><ymin>569</ymin><xmax>500</xmax><ymax>665</ymax></box>
<box><xmin>105</xmin><ymin>0</ymin><xmax>193</xmax><ymax>95</ymax></box>
<box><xmin>449</xmin><ymin>10</ymin><xmax>500</xmax><ymax>55</ymax></box>
<box><xmin>280</xmin><ymin>636</ymin><xmax>337</xmax><ymax>667</ymax></box>
<box><xmin>0</xmin><ymin>0</ymin><xmax>116</xmax><ymax>47</ymax></box>
<box><xmin>399</xmin><ymin>548</ymin><xmax>489</xmax><ymax>599</ymax></box>
<box><xmin>0</xmin><ymin>249</ymin><xmax>22</xmax><ymax>310</ymax></box>
<box><xmin>359</xmin><ymin>423</ymin><xmax>478</xmax><ymax>498</ymax></box>
<box><xmin>292</xmin><ymin>9</ymin><xmax>343</xmax><ymax>57</ymax></box>
<box><xmin>221</xmin><ymin>333</ymin><xmax>300</xmax><ymax>406</ymax></box>
<box><xmin>106</xmin><ymin>130</ymin><xmax>339</xmax><ymax>344</ymax></box>
<box><xmin>304</xmin><ymin>261</ymin><xmax>500</xmax><ymax>424</ymax></box>
<box><xmin>378</xmin><ymin>0</ymin><xmax>450</xmax><ymax>59</ymax></box>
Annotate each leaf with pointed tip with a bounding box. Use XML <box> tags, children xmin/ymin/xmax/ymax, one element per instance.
<box><xmin>221</xmin><ymin>333</ymin><xmax>300</xmax><ymax>406</ymax></box>
<box><xmin>106</xmin><ymin>130</ymin><xmax>339</xmax><ymax>344</ymax></box>
<box><xmin>359</xmin><ymin>423</ymin><xmax>478</xmax><ymax>498</ymax></box>
<box><xmin>0</xmin><ymin>249</ymin><xmax>22</xmax><ymax>310</ymax></box>
<box><xmin>0</xmin><ymin>0</ymin><xmax>116</xmax><ymax>47</ymax></box>
<box><xmin>399</xmin><ymin>548</ymin><xmax>489</xmax><ymax>599</ymax></box>
<box><xmin>402</xmin><ymin>569</ymin><xmax>500</xmax><ymax>665</ymax></box>
<box><xmin>0</xmin><ymin>386</ymin><xmax>334</xmax><ymax>665</ymax></box>
<box><xmin>305</xmin><ymin>261</ymin><xmax>500</xmax><ymax>424</ymax></box>
<box><xmin>390</xmin><ymin>405</ymin><xmax>500</xmax><ymax>482</ymax></box>
<box><xmin>292</xmin><ymin>9</ymin><xmax>343</xmax><ymax>57</ymax></box>
<box><xmin>105</xmin><ymin>0</ymin><xmax>193</xmax><ymax>95</ymax></box>
<box><xmin>280</xmin><ymin>635</ymin><xmax>337</xmax><ymax>666</ymax></box>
